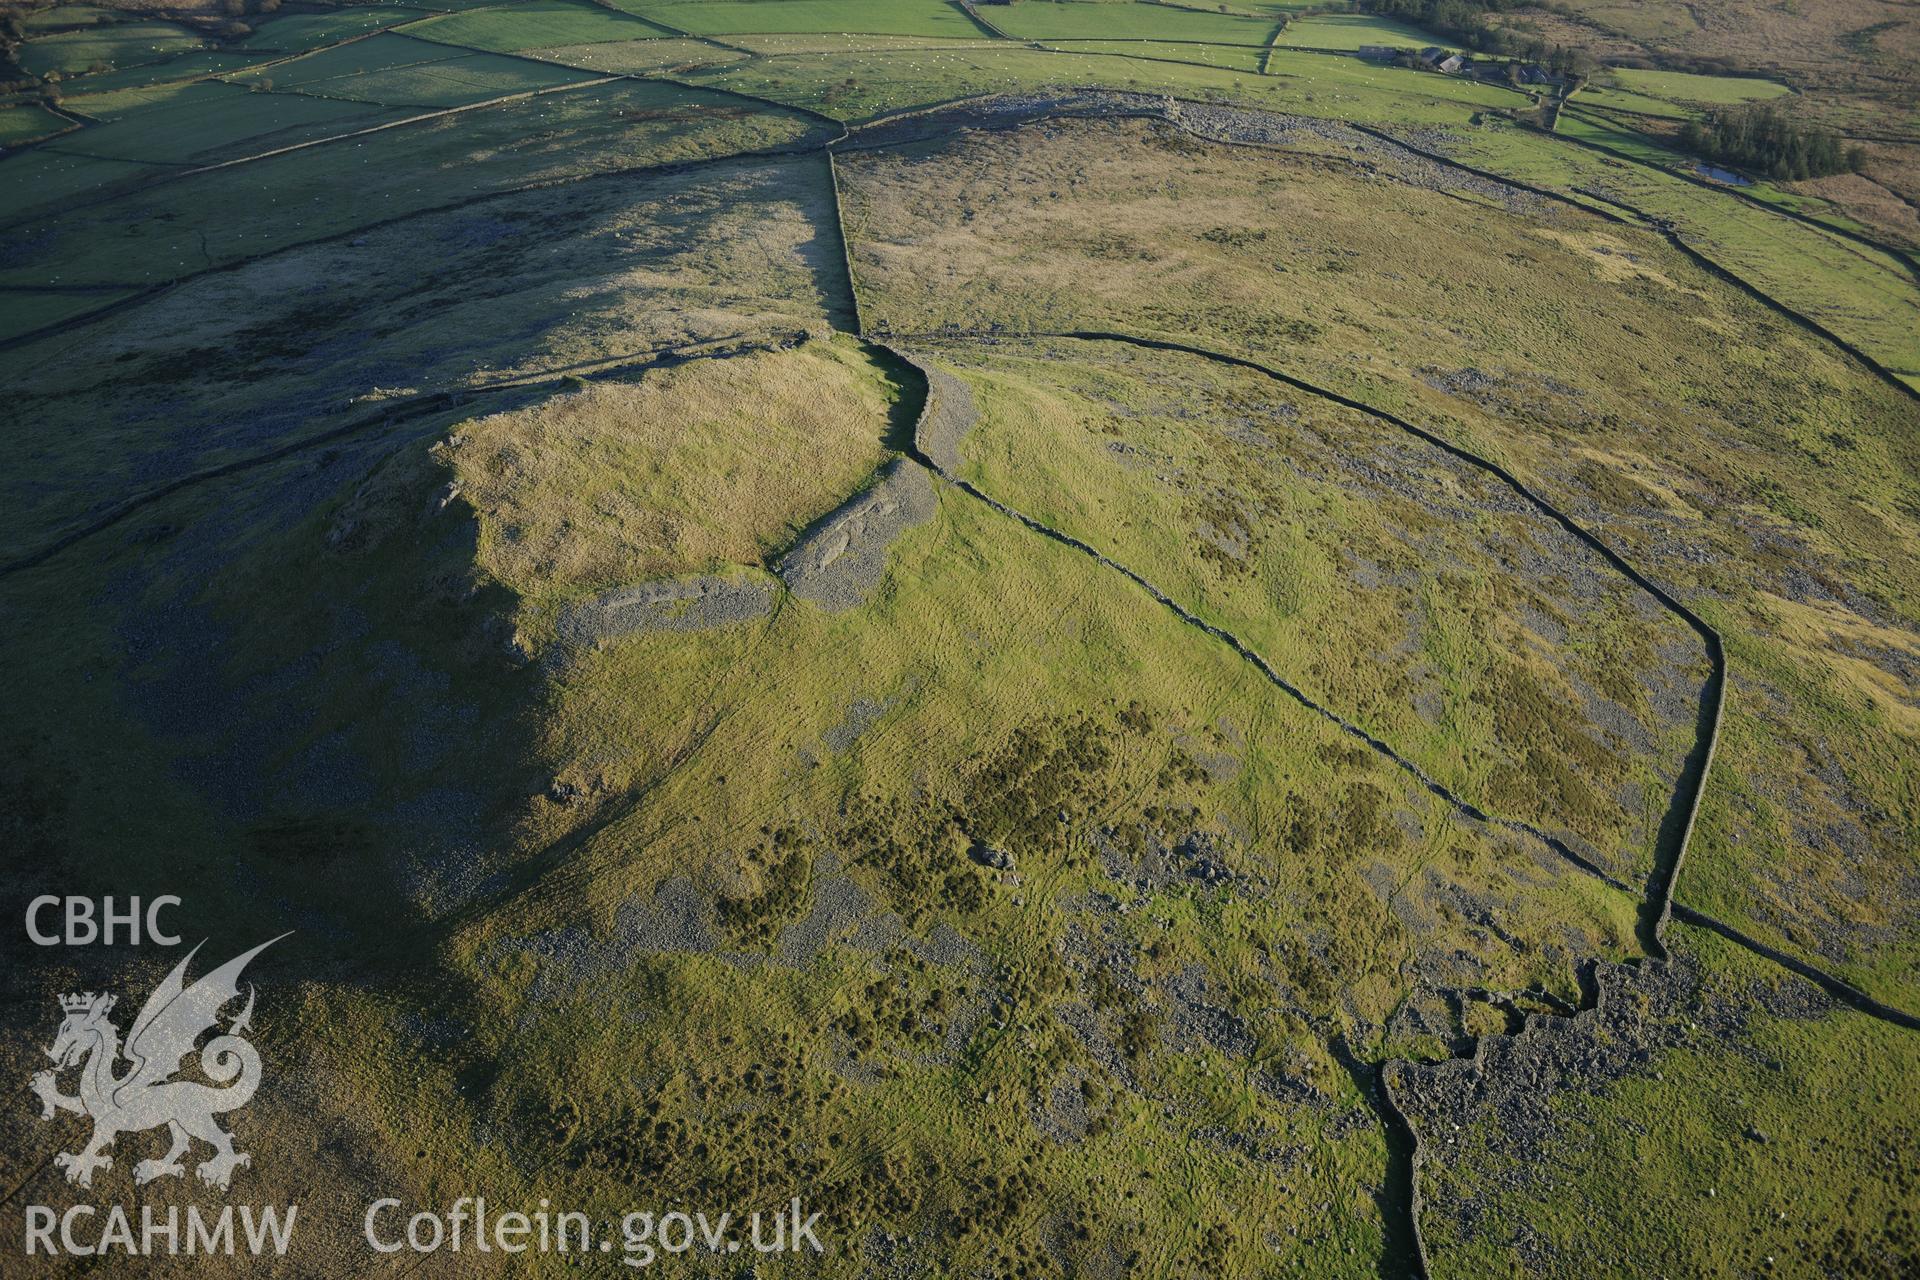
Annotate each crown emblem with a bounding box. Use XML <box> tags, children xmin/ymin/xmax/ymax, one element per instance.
<box><xmin>35</xmin><ymin>936</ymin><xmax>285</xmax><ymax>1193</ymax></box>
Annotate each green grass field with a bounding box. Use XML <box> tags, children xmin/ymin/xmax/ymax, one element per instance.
<box><xmin>22</xmin><ymin>48</ymin><xmax>280</xmax><ymax>96</ymax></box>
<box><xmin>401</xmin><ymin>0</ymin><xmax>673</xmax><ymax>52</ymax></box>
<box><xmin>0</xmin><ymin>102</ymin><xmax>68</xmax><ymax>145</ymax></box>
<box><xmin>985</xmin><ymin>0</ymin><xmax>1282</xmax><ymax>45</ymax></box>
<box><xmin>222</xmin><ymin>33</ymin><xmax>594</xmax><ymax>108</ymax></box>
<box><xmin>238</xmin><ymin>6</ymin><xmax>436</xmax><ymax>51</ymax></box>
<box><xmin>1280</xmin><ymin>14</ymin><xmax>1451</xmax><ymax>51</ymax></box>
<box><xmin>1604</xmin><ymin>65</ymin><xmax>1792</xmax><ymax>105</ymax></box>
<box><xmin>219</xmin><ymin>32</ymin><xmax>474</xmax><ymax>91</ymax></box>
<box><xmin>1570</xmin><ymin>67</ymin><xmax>1797</xmax><ymax>124</ymax></box>
<box><xmin>45</xmin><ymin>80</ymin><xmax>400</xmax><ymax>164</ymax></box>
<box><xmin>0</xmin><ymin>79</ymin><xmax>824</xmax><ymax>303</ymax></box>
<box><xmin>525</xmin><ymin>36</ymin><xmax>752</xmax><ymax>74</ymax></box>
<box><xmin>1574</xmin><ymin>82</ymin><xmax>1692</xmax><ymax>119</ymax></box>
<box><xmin>618</xmin><ymin>0</ymin><xmax>989</xmax><ymax>38</ymax></box>
<box><xmin>1222</xmin><ymin>0</ymin><xmax>1340</xmax><ymax>11</ymax></box>
<box><xmin>0</xmin><ymin>147</ymin><xmax>166</xmax><ymax>220</ymax></box>
<box><xmin>17</xmin><ymin>19</ymin><xmax>209</xmax><ymax>76</ymax></box>
<box><xmin>672</xmin><ymin>40</ymin><xmax>1523</xmax><ymax>123</ymax></box>
<box><xmin>1045</xmin><ymin>38</ymin><xmax>1268</xmax><ymax>73</ymax></box>
<box><xmin>22</xmin><ymin>4</ymin><xmax>118</xmax><ymax>29</ymax></box>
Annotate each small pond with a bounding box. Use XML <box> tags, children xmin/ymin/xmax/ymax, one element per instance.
<box><xmin>1692</xmin><ymin>163</ymin><xmax>1753</xmax><ymax>186</ymax></box>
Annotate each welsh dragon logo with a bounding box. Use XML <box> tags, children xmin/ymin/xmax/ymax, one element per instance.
<box><xmin>28</xmin><ymin>935</ymin><xmax>287</xmax><ymax>1192</ymax></box>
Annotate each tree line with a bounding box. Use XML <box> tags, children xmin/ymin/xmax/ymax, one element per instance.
<box><xmin>1677</xmin><ymin>104</ymin><xmax>1863</xmax><ymax>181</ymax></box>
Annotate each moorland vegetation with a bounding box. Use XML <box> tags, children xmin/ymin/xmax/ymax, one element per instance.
<box><xmin>0</xmin><ymin>1</ymin><xmax>1915</xmax><ymax>1277</ymax></box>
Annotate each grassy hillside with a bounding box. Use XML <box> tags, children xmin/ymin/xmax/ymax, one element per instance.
<box><xmin>0</xmin><ymin>3</ymin><xmax>1914</xmax><ymax>1277</ymax></box>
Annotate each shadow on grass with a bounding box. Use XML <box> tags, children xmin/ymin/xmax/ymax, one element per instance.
<box><xmin>1329</xmin><ymin>1035</ymin><xmax>1427</xmax><ymax>1280</ymax></box>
